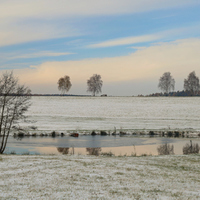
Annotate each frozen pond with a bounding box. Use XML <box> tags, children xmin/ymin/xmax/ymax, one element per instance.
<box><xmin>6</xmin><ymin>135</ymin><xmax>200</xmax><ymax>156</ymax></box>
<box><xmin>21</xmin><ymin>96</ymin><xmax>200</xmax><ymax>132</ymax></box>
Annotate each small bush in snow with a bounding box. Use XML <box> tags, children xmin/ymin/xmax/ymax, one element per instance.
<box><xmin>86</xmin><ymin>148</ymin><xmax>101</xmax><ymax>156</ymax></box>
<box><xmin>101</xmin><ymin>151</ymin><xmax>114</xmax><ymax>156</ymax></box>
<box><xmin>10</xmin><ymin>151</ymin><xmax>16</xmax><ymax>155</ymax></box>
<box><xmin>167</xmin><ymin>131</ymin><xmax>173</xmax><ymax>137</ymax></box>
<box><xmin>157</xmin><ymin>143</ymin><xmax>174</xmax><ymax>155</ymax></box>
<box><xmin>183</xmin><ymin>140</ymin><xmax>200</xmax><ymax>154</ymax></box>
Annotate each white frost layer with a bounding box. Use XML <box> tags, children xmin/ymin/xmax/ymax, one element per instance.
<box><xmin>0</xmin><ymin>154</ymin><xmax>200</xmax><ymax>199</ymax></box>
<box><xmin>19</xmin><ymin>96</ymin><xmax>200</xmax><ymax>131</ymax></box>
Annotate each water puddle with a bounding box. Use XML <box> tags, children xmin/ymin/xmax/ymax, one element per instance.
<box><xmin>5</xmin><ymin>135</ymin><xmax>200</xmax><ymax>156</ymax></box>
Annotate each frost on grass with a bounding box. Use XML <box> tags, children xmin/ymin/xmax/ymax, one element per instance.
<box><xmin>0</xmin><ymin>155</ymin><xmax>200</xmax><ymax>199</ymax></box>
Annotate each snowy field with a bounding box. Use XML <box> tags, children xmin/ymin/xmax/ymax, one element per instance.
<box><xmin>1</xmin><ymin>154</ymin><xmax>200</xmax><ymax>199</ymax></box>
<box><xmin>21</xmin><ymin>96</ymin><xmax>200</xmax><ymax>132</ymax></box>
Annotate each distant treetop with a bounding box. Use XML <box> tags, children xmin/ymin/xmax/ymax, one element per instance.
<box><xmin>158</xmin><ymin>72</ymin><xmax>175</xmax><ymax>94</ymax></box>
<box><xmin>58</xmin><ymin>75</ymin><xmax>72</xmax><ymax>95</ymax></box>
<box><xmin>87</xmin><ymin>74</ymin><xmax>103</xmax><ymax>96</ymax></box>
<box><xmin>184</xmin><ymin>71</ymin><xmax>200</xmax><ymax>96</ymax></box>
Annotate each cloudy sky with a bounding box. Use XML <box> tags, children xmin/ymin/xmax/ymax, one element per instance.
<box><xmin>1</xmin><ymin>0</ymin><xmax>200</xmax><ymax>96</ymax></box>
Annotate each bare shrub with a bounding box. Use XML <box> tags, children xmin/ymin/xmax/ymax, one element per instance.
<box><xmin>174</xmin><ymin>131</ymin><xmax>180</xmax><ymax>137</ymax></box>
<box><xmin>91</xmin><ymin>131</ymin><xmax>96</xmax><ymax>136</ymax></box>
<box><xmin>86</xmin><ymin>148</ymin><xmax>101</xmax><ymax>156</ymax></box>
<box><xmin>130</xmin><ymin>152</ymin><xmax>137</xmax><ymax>157</ymax></box>
<box><xmin>51</xmin><ymin>131</ymin><xmax>56</xmax><ymax>137</ymax></box>
<box><xmin>167</xmin><ymin>131</ymin><xmax>173</xmax><ymax>137</ymax></box>
<box><xmin>101</xmin><ymin>151</ymin><xmax>114</xmax><ymax>156</ymax></box>
<box><xmin>100</xmin><ymin>131</ymin><xmax>107</xmax><ymax>136</ymax></box>
<box><xmin>149</xmin><ymin>131</ymin><xmax>155</xmax><ymax>136</ymax></box>
<box><xmin>22</xmin><ymin>151</ymin><xmax>30</xmax><ymax>155</ymax></box>
<box><xmin>183</xmin><ymin>140</ymin><xmax>200</xmax><ymax>154</ymax></box>
<box><xmin>10</xmin><ymin>150</ymin><xmax>16</xmax><ymax>155</ymax></box>
<box><xmin>157</xmin><ymin>143</ymin><xmax>174</xmax><ymax>155</ymax></box>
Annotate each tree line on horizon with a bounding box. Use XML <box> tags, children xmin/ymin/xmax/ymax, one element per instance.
<box><xmin>147</xmin><ymin>71</ymin><xmax>200</xmax><ymax>97</ymax></box>
<box><xmin>58</xmin><ymin>74</ymin><xmax>103</xmax><ymax>96</ymax></box>
<box><xmin>58</xmin><ymin>71</ymin><xmax>200</xmax><ymax>97</ymax></box>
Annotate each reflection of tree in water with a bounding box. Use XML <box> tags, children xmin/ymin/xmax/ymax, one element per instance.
<box><xmin>57</xmin><ymin>147</ymin><xmax>70</xmax><ymax>154</ymax></box>
<box><xmin>86</xmin><ymin>148</ymin><xmax>101</xmax><ymax>156</ymax></box>
<box><xmin>157</xmin><ymin>143</ymin><xmax>174</xmax><ymax>155</ymax></box>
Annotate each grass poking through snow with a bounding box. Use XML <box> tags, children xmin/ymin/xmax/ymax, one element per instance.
<box><xmin>0</xmin><ymin>154</ymin><xmax>200</xmax><ymax>199</ymax></box>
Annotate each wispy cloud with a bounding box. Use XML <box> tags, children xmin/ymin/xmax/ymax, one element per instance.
<box><xmin>0</xmin><ymin>0</ymin><xmax>199</xmax><ymax>47</ymax></box>
<box><xmin>11</xmin><ymin>51</ymin><xmax>74</xmax><ymax>59</ymax></box>
<box><xmin>88</xmin><ymin>25</ymin><xmax>200</xmax><ymax>48</ymax></box>
<box><xmin>0</xmin><ymin>0</ymin><xmax>197</xmax><ymax>20</ymax></box>
<box><xmin>88</xmin><ymin>34</ymin><xmax>161</xmax><ymax>48</ymax></box>
<box><xmin>0</xmin><ymin>21</ymin><xmax>80</xmax><ymax>47</ymax></box>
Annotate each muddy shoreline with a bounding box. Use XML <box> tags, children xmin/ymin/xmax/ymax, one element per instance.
<box><xmin>12</xmin><ymin>129</ymin><xmax>200</xmax><ymax>138</ymax></box>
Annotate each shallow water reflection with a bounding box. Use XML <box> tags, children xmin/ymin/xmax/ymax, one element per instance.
<box><xmin>57</xmin><ymin>147</ymin><xmax>70</xmax><ymax>154</ymax></box>
<box><xmin>86</xmin><ymin>147</ymin><xmax>101</xmax><ymax>156</ymax></box>
<box><xmin>5</xmin><ymin>135</ymin><xmax>200</xmax><ymax>156</ymax></box>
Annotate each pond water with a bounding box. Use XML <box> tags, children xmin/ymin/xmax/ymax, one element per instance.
<box><xmin>6</xmin><ymin>135</ymin><xmax>200</xmax><ymax>156</ymax></box>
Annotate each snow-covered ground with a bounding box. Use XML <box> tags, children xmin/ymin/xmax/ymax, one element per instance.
<box><xmin>20</xmin><ymin>96</ymin><xmax>200</xmax><ymax>132</ymax></box>
<box><xmin>1</xmin><ymin>154</ymin><xmax>200</xmax><ymax>199</ymax></box>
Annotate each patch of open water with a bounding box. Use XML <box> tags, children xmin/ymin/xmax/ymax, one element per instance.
<box><xmin>6</xmin><ymin>136</ymin><xmax>200</xmax><ymax>156</ymax></box>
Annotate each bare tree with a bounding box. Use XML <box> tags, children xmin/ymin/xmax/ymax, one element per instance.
<box><xmin>0</xmin><ymin>71</ymin><xmax>31</xmax><ymax>154</ymax></box>
<box><xmin>184</xmin><ymin>71</ymin><xmax>200</xmax><ymax>96</ymax></box>
<box><xmin>87</xmin><ymin>74</ymin><xmax>103</xmax><ymax>96</ymax></box>
<box><xmin>57</xmin><ymin>75</ymin><xmax>72</xmax><ymax>95</ymax></box>
<box><xmin>158</xmin><ymin>72</ymin><xmax>175</xmax><ymax>94</ymax></box>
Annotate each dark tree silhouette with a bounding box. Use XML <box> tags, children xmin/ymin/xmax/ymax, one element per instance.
<box><xmin>158</xmin><ymin>72</ymin><xmax>175</xmax><ymax>94</ymax></box>
<box><xmin>0</xmin><ymin>72</ymin><xmax>31</xmax><ymax>154</ymax></box>
<box><xmin>87</xmin><ymin>74</ymin><xmax>103</xmax><ymax>96</ymax></box>
<box><xmin>58</xmin><ymin>75</ymin><xmax>72</xmax><ymax>95</ymax></box>
<box><xmin>184</xmin><ymin>71</ymin><xmax>200</xmax><ymax>96</ymax></box>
